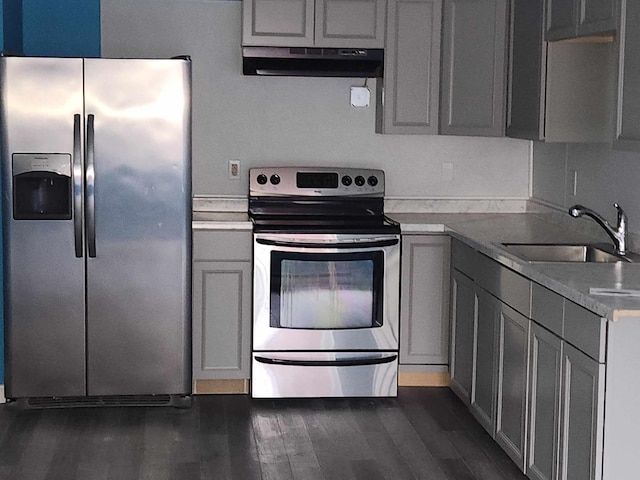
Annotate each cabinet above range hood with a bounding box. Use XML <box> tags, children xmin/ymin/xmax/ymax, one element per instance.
<box><xmin>242</xmin><ymin>46</ymin><xmax>384</xmax><ymax>78</ymax></box>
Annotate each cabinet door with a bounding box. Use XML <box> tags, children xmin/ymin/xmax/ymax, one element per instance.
<box><xmin>242</xmin><ymin>0</ymin><xmax>315</xmax><ymax>47</ymax></box>
<box><xmin>192</xmin><ymin>260</ymin><xmax>252</xmax><ymax>380</ymax></box>
<box><xmin>449</xmin><ymin>269</ymin><xmax>476</xmax><ymax>405</ymax></box>
<box><xmin>546</xmin><ymin>0</ymin><xmax>577</xmax><ymax>40</ymax></box>
<box><xmin>316</xmin><ymin>0</ymin><xmax>385</xmax><ymax>48</ymax></box>
<box><xmin>471</xmin><ymin>288</ymin><xmax>499</xmax><ymax>436</ymax></box>
<box><xmin>400</xmin><ymin>235</ymin><xmax>450</xmax><ymax>365</ymax></box>
<box><xmin>507</xmin><ymin>0</ymin><xmax>545</xmax><ymax>140</ymax></box>
<box><xmin>376</xmin><ymin>0</ymin><xmax>441</xmax><ymax>134</ymax></box>
<box><xmin>440</xmin><ymin>0</ymin><xmax>508</xmax><ymax>137</ymax></box>
<box><xmin>495</xmin><ymin>304</ymin><xmax>529</xmax><ymax>471</ymax></box>
<box><xmin>615</xmin><ymin>0</ymin><xmax>640</xmax><ymax>151</ymax></box>
<box><xmin>527</xmin><ymin>322</ymin><xmax>562</xmax><ymax>480</ymax></box>
<box><xmin>559</xmin><ymin>343</ymin><xmax>605</xmax><ymax>480</ymax></box>
<box><xmin>577</xmin><ymin>0</ymin><xmax>617</xmax><ymax>37</ymax></box>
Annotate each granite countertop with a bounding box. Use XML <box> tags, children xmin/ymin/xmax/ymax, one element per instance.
<box><xmin>192</xmin><ymin>211</ymin><xmax>251</xmax><ymax>230</ymax></box>
<box><xmin>389</xmin><ymin>212</ymin><xmax>640</xmax><ymax>322</ymax></box>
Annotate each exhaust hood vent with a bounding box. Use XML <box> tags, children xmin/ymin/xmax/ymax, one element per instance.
<box><xmin>242</xmin><ymin>46</ymin><xmax>384</xmax><ymax>78</ymax></box>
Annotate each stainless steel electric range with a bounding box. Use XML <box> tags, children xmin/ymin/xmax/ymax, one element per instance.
<box><xmin>249</xmin><ymin>167</ymin><xmax>401</xmax><ymax>398</ymax></box>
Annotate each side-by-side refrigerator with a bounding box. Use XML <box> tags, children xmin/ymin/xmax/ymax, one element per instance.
<box><xmin>1</xmin><ymin>56</ymin><xmax>192</xmax><ymax>408</ymax></box>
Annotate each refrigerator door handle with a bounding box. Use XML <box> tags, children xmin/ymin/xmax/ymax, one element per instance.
<box><xmin>73</xmin><ymin>114</ymin><xmax>83</xmax><ymax>258</ymax></box>
<box><xmin>86</xmin><ymin>114</ymin><xmax>96</xmax><ymax>258</ymax></box>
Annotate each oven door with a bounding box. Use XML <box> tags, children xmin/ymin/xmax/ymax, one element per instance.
<box><xmin>253</xmin><ymin>232</ymin><xmax>400</xmax><ymax>352</ymax></box>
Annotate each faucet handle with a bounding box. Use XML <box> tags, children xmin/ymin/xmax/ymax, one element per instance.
<box><xmin>613</xmin><ymin>202</ymin><xmax>626</xmax><ymax>225</ymax></box>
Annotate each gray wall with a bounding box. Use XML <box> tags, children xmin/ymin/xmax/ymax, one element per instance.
<box><xmin>532</xmin><ymin>141</ymin><xmax>640</xmax><ymax>238</ymax></box>
<box><xmin>101</xmin><ymin>0</ymin><xmax>530</xmax><ymax>199</ymax></box>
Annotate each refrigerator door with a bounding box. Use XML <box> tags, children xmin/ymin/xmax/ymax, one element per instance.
<box><xmin>83</xmin><ymin>58</ymin><xmax>192</xmax><ymax>396</ymax></box>
<box><xmin>1</xmin><ymin>57</ymin><xmax>87</xmax><ymax>397</ymax></box>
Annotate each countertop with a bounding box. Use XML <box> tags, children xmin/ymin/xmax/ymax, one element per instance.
<box><xmin>390</xmin><ymin>212</ymin><xmax>640</xmax><ymax>321</ymax></box>
<box><xmin>193</xmin><ymin>210</ymin><xmax>640</xmax><ymax>321</ymax></box>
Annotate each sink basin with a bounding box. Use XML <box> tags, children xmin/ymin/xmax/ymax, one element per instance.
<box><xmin>500</xmin><ymin>243</ymin><xmax>634</xmax><ymax>263</ymax></box>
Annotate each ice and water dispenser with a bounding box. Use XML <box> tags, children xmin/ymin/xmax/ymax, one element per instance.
<box><xmin>12</xmin><ymin>153</ymin><xmax>72</xmax><ymax>220</ymax></box>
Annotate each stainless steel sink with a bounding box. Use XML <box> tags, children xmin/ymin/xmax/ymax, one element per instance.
<box><xmin>500</xmin><ymin>243</ymin><xmax>635</xmax><ymax>263</ymax></box>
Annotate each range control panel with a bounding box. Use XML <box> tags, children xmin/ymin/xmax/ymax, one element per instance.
<box><xmin>249</xmin><ymin>167</ymin><xmax>385</xmax><ymax>197</ymax></box>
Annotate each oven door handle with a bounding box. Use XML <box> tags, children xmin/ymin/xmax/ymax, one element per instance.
<box><xmin>255</xmin><ymin>238</ymin><xmax>399</xmax><ymax>249</ymax></box>
<box><xmin>254</xmin><ymin>354</ymin><xmax>397</xmax><ymax>367</ymax></box>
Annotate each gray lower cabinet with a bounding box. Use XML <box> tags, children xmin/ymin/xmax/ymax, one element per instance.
<box><xmin>615</xmin><ymin>0</ymin><xmax>640</xmax><ymax>151</ymax></box>
<box><xmin>560</xmin><ymin>343</ymin><xmax>605</xmax><ymax>480</ymax></box>
<box><xmin>449</xmin><ymin>269</ymin><xmax>475</xmax><ymax>404</ymax></box>
<box><xmin>242</xmin><ymin>0</ymin><xmax>385</xmax><ymax>48</ymax></box>
<box><xmin>376</xmin><ymin>0</ymin><xmax>442</xmax><ymax>134</ymax></box>
<box><xmin>495</xmin><ymin>303</ymin><xmax>529</xmax><ymax>471</ymax></box>
<box><xmin>400</xmin><ymin>235</ymin><xmax>450</xmax><ymax>365</ymax></box>
<box><xmin>450</xmin><ymin>239</ymin><xmax>608</xmax><ymax>479</ymax></box>
<box><xmin>528</xmin><ymin>322</ymin><xmax>562</xmax><ymax>480</ymax></box>
<box><xmin>470</xmin><ymin>288</ymin><xmax>499</xmax><ymax>436</ymax></box>
<box><xmin>440</xmin><ymin>0</ymin><xmax>508</xmax><ymax>137</ymax></box>
<box><xmin>192</xmin><ymin>230</ymin><xmax>252</xmax><ymax>381</ymax></box>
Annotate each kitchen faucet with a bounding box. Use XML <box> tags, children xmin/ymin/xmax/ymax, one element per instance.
<box><xmin>568</xmin><ymin>203</ymin><xmax>627</xmax><ymax>255</ymax></box>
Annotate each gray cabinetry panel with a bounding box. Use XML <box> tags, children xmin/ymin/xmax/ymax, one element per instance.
<box><xmin>192</xmin><ymin>230</ymin><xmax>252</xmax><ymax>380</ymax></box>
<box><xmin>376</xmin><ymin>0</ymin><xmax>441</xmax><ymax>134</ymax></box>
<box><xmin>400</xmin><ymin>235</ymin><xmax>450</xmax><ymax>365</ymax></box>
<box><xmin>615</xmin><ymin>0</ymin><xmax>640</xmax><ymax>151</ymax></box>
<box><xmin>560</xmin><ymin>343</ymin><xmax>605</xmax><ymax>480</ymax></box>
<box><xmin>440</xmin><ymin>0</ymin><xmax>508</xmax><ymax>137</ymax></box>
<box><xmin>449</xmin><ymin>269</ymin><xmax>476</xmax><ymax>405</ymax></box>
<box><xmin>495</xmin><ymin>304</ymin><xmax>529</xmax><ymax>470</ymax></box>
<box><xmin>528</xmin><ymin>322</ymin><xmax>562</xmax><ymax>480</ymax></box>
<box><xmin>578</xmin><ymin>0</ymin><xmax>617</xmax><ymax>36</ymax></box>
<box><xmin>531</xmin><ymin>283</ymin><xmax>564</xmax><ymax>337</ymax></box>
<box><xmin>546</xmin><ymin>0</ymin><xmax>577</xmax><ymax>40</ymax></box>
<box><xmin>563</xmin><ymin>300</ymin><xmax>606</xmax><ymax>363</ymax></box>
<box><xmin>316</xmin><ymin>0</ymin><xmax>385</xmax><ymax>48</ymax></box>
<box><xmin>471</xmin><ymin>288</ymin><xmax>499</xmax><ymax>436</ymax></box>
<box><xmin>242</xmin><ymin>0</ymin><xmax>315</xmax><ymax>46</ymax></box>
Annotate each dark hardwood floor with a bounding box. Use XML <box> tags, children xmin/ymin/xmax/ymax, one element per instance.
<box><xmin>0</xmin><ymin>387</ymin><xmax>527</xmax><ymax>480</ymax></box>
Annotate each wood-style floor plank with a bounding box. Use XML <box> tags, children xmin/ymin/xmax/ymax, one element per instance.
<box><xmin>0</xmin><ymin>388</ymin><xmax>528</xmax><ymax>480</ymax></box>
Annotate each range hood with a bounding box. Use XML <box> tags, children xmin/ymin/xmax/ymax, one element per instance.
<box><xmin>242</xmin><ymin>46</ymin><xmax>384</xmax><ymax>78</ymax></box>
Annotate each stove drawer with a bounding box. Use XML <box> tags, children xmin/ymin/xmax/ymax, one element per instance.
<box><xmin>251</xmin><ymin>352</ymin><xmax>398</xmax><ymax>398</ymax></box>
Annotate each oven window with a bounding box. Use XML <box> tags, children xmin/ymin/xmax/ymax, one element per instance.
<box><xmin>270</xmin><ymin>251</ymin><xmax>384</xmax><ymax>330</ymax></box>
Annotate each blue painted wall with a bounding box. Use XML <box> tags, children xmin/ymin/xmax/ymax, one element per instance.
<box><xmin>0</xmin><ymin>0</ymin><xmax>100</xmax><ymax>385</ymax></box>
<box><xmin>22</xmin><ymin>0</ymin><xmax>100</xmax><ymax>57</ymax></box>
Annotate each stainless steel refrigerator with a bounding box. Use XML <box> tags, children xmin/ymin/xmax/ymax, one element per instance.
<box><xmin>1</xmin><ymin>56</ymin><xmax>192</xmax><ymax>408</ymax></box>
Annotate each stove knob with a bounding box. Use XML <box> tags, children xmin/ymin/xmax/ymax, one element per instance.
<box><xmin>367</xmin><ymin>175</ymin><xmax>379</xmax><ymax>187</ymax></box>
<box><xmin>354</xmin><ymin>175</ymin><xmax>366</xmax><ymax>186</ymax></box>
<box><xmin>270</xmin><ymin>174</ymin><xmax>281</xmax><ymax>185</ymax></box>
<box><xmin>342</xmin><ymin>175</ymin><xmax>353</xmax><ymax>186</ymax></box>
<box><xmin>257</xmin><ymin>174</ymin><xmax>268</xmax><ymax>185</ymax></box>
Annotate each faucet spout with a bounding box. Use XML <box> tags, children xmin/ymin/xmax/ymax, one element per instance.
<box><xmin>568</xmin><ymin>203</ymin><xmax>627</xmax><ymax>255</ymax></box>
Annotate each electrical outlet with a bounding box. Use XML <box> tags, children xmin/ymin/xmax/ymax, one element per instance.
<box><xmin>228</xmin><ymin>160</ymin><xmax>240</xmax><ymax>180</ymax></box>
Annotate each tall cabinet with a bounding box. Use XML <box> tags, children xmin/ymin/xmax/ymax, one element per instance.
<box><xmin>439</xmin><ymin>0</ymin><xmax>508</xmax><ymax>137</ymax></box>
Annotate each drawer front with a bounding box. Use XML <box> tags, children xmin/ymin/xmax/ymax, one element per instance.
<box><xmin>193</xmin><ymin>230</ymin><xmax>252</xmax><ymax>261</ymax></box>
<box><xmin>451</xmin><ymin>238</ymin><xmax>479</xmax><ymax>279</ymax></box>
<box><xmin>531</xmin><ymin>283</ymin><xmax>564</xmax><ymax>337</ymax></box>
<box><xmin>476</xmin><ymin>254</ymin><xmax>531</xmax><ymax>318</ymax></box>
<box><xmin>564</xmin><ymin>300</ymin><xmax>606</xmax><ymax>363</ymax></box>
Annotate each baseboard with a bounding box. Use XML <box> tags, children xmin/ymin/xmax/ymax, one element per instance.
<box><xmin>193</xmin><ymin>379</ymin><xmax>249</xmax><ymax>394</ymax></box>
<box><xmin>398</xmin><ymin>371</ymin><xmax>450</xmax><ymax>387</ymax></box>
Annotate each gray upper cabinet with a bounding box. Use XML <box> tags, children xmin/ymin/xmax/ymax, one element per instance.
<box><xmin>376</xmin><ymin>0</ymin><xmax>442</xmax><ymax>134</ymax></box>
<box><xmin>400</xmin><ymin>235</ymin><xmax>450</xmax><ymax>365</ymax></box>
<box><xmin>440</xmin><ymin>0</ymin><xmax>508</xmax><ymax>137</ymax></box>
<box><xmin>614</xmin><ymin>0</ymin><xmax>640</xmax><ymax>151</ymax></box>
<box><xmin>546</xmin><ymin>0</ymin><xmax>617</xmax><ymax>40</ymax></box>
<box><xmin>508</xmin><ymin>0</ymin><xmax>614</xmax><ymax>142</ymax></box>
<box><xmin>242</xmin><ymin>0</ymin><xmax>385</xmax><ymax>48</ymax></box>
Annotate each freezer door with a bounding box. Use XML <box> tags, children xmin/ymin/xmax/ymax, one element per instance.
<box><xmin>83</xmin><ymin>58</ymin><xmax>192</xmax><ymax>396</ymax></box>
<box><xmin>1</xmin><ymin>57</ymin><xmax>87</xmax><ymax>398</ymax></box>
